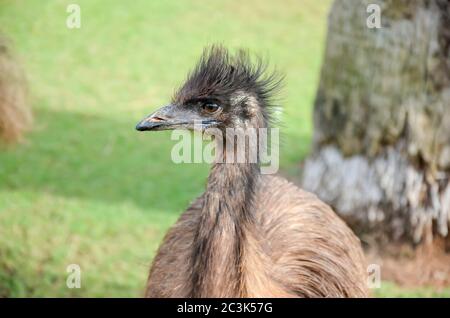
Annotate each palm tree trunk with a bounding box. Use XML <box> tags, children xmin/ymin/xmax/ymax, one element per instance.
<box><xmin>301</xmin><ymin>0</ymin><xmax>450</xmax><ymax>244</ymax></box>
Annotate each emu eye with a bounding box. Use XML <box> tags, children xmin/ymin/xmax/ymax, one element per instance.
<box><xmin>202</xmin><ymin>102</ymin><xmax>220</xmax><ymax>114</ymax></box>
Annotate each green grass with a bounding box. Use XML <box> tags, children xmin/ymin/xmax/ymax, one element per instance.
<box><xmin>372</xmin><ymin>282</ymin><xmax>450</xmax><ymax>298</ymax></box>
<box><xmin>0</xmin><ymin>0</ymin><xmax>447</xmax><ymax>297</ymax></box>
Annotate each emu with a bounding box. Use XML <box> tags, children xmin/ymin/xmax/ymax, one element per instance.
<box><xmin>136</xmin><ymin>46</ymin><xmax>368</xmax><ymax>297</ymax></box>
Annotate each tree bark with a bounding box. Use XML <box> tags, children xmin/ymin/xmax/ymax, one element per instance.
<box><xmin>301</xmin><ymin>0</ymin><xmax>450</xmax><ymax>244</ymax></box>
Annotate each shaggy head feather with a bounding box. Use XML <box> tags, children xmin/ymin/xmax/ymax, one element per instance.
<box><xmin>172</xmin><ymin>45</ymin><xmax>283</xmax><ymax>128</ymax></box>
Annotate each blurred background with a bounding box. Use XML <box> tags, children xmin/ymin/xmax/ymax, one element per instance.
<box><xmin>0</xmin><ymin>0</ymin><xmax>449</xmax><ymax>297</ymax></box>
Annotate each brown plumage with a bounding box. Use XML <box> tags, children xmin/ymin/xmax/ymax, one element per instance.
<box><xmin>136</xmin><ymin>46</ymin><xmax>368</xmax><ymax>298</ymax></box>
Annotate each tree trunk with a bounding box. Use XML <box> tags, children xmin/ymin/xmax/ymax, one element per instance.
<box><xmin>301</xmin><ymin>0</ymin><xmax>450</xmax><ymax>245</ymax></box>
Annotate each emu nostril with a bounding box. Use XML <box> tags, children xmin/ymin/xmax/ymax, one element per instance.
<box><xmin>149</xmin><ymin>116</ymin><xmax>166</xmax><ymax>122</ymax></box>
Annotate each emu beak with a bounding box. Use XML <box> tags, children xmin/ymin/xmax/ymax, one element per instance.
<box><xmin>136</xmin><ymin>104</ymin><xmax>184</xmax><ymax>131</ymax></box>
<box><xmin>136</xmin><ymin>104</ymin><xmax>219</xmax><ymax>131</ymax></box>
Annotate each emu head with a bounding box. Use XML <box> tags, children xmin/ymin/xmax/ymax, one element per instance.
<box><xmin>136</xmin><ymin>46</ymin><xmax>282</xmax><ymax>133</ymax></box>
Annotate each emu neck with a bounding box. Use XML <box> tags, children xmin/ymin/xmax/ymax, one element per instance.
<box><xmin>190</xmin><ymin>158</ymin><xmax>259</xmax><ymax>297</ymax></box>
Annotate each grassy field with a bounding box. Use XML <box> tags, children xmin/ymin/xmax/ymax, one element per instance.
<box><xmin>0</xmin><ymin>0</ymin><xmax>447</xmax><ymax>297</ymax></box>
